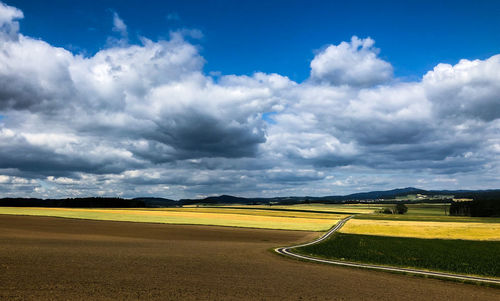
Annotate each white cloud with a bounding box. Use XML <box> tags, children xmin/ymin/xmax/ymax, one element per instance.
<box><xmin>46</xmin><ymin>176</ymin><xmax>79</xmax><ymax>185</ymax></box>
<box><xmin>423</xmin><ymin>55</ymin><xmax>500</xmax><ymax>121</ymax></box>
<box><xmin>310</xmin><ymin>36</ymin><xmax>393</xmax><ymax>87</ymax></box>
<box><xmin>0</xmin><ymin>1</ymin><xmax>22</xmax><ymax>39</ymax></box>
<box><xmin>0</xmin><ymin>175</ymin><xmax>9</xmax><ymax>183</ymax></box>
<box><xmin>112</xmin><ymin>12</ymin><xmax>127</xmax><ymax>37</ymax></box>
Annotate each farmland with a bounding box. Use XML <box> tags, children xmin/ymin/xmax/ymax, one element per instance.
<box><xmin>0</xmin><ymin>206</ymin><xmax>346</xmax><ymax>231</ymax></box>
<box><xmin>339</xmin><ymin>219</ymin><xmax>500</xmax><ymax>240</ymax></box>
<box><xmin>339</xmin><ymin>203</ymin><xmax>500</xmax><ymax>240</ymax></box>
<box><xmin>2</xmin><ymin>202</ymin><xmax>500</xmax><ymax>282</ymax></box>
<box><xmin>295</xmin><ymin>233</ymin><xmax>500</xmax><ymax>277</ymax></box>
<box><xmin>217</xmin><ymin>203</ymin><xmax>382</xmax><ymax>214</ymax></box>
<box><xmin>289</xmin><ymin>203</ymin><xmax>500</xmax><ymax>279</ymax></box>
<box><xmin>1</xmin><ymin>214</ymin><xmax>498</xmax><ymax>300</ymax></box>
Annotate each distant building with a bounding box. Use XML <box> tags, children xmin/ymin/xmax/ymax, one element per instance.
<box><xmin>452</xmin><ymin>198</ymin><xmax>474</xmax><ymax>202</ymax></box>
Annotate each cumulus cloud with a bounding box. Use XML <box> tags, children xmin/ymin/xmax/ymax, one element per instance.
<box><xmin>310</xmin><ymin>36</ymin><xmax>393</xmax><ymax>87</ymax></box>
<box><xmin>423</xmin><ymin>55</ymin><xmax>500</xmax><ymax>121</ymax></box>
<box><xmin>0</xmin><ymin>1</ymin><xmax>498</xmax><ymax>198</ymax></box>
<box><xmin>0</xmin><ymin>5</ymin><xmax>288</xmax><ymax>183</ymax></box>
<box><xmin>0</xmin><ymin>1</ymin><xmax>22</xmax><ymax>40</ymax></box>
<box><xmin>0</xmin><ymin>36</ymin><xmax>74</xmax><ymax>112</ymax></box>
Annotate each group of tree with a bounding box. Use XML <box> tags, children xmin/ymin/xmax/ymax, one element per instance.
<box><xmin>449</xmin><ymin>191</ymin><xmax>500</xmax><ymax>217</ymax></box>
<box><xmin>380</xmin><ymin>203</ymin><xmax>408</xmax><ymax>214</ymax></box>
<box><xmin>0</xmin><ymin>197</ymin><xmax>146</xmax><ymax>208</ymax></box>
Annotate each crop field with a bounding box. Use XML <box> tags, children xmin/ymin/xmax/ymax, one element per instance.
<box><xmin>2</xmin><ymin>215</ymin><xmax>499</xmax><ymax>300</ymax></box>
<box><xmin>218</xmin><ymin>203</ymin><xmax>456</xmax><ymax>217</ymax></box>
<box><xmin>218</xmin><ymin>203</ymin><xmax>384</xmax><ymax>214</ymax></box>
<box><xmin>2</xmin><ymin>202</ymin><xmax>500</xmax><ymax>284</ymax></box>
<box><xmin>0</xmin><ymin>207</ymin><xmax>346</xmax><ymax>231</ymax></box>
<box><xmin>354</xmin><ymin>213</ymin><xmax>500</xmax><ymax>223</ymax></box>
<box><xmin>340</xmin><ymin>219</ymin><xmax>500</xmax><ymax>240</ymax></box>
<box><xmin>354</xmin><ymin>203</ymin><xmax>500</xmax><ymax>223</ymax></box>
<box><xmin>341</xmin><ymin>203</ymin><xmax>500</xmax><ymax>240</ymax></box>
<box><xmin>291</xmin><ymin>202</ymin><xmax>500</xmax><ymax>279</ymax></box>
<box><xmin>295</xmin><ymin>233</ymin><xmax>500</xmax><ymax>278</ymax></box>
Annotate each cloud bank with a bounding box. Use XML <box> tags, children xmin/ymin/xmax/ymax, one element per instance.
<box><xmin>0</xmin><ymin>2</ymin><xmax>498</xmax><ymax>198</ymax></box>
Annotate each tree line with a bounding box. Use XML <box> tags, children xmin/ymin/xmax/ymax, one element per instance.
<box><xmin>0</xmin><ymin>197</ymin><xmax>146</xmax><ymax>208</ymax></box>
<box><xmin>449</xmin><ymin>191</ymin><xmax>500</xmax><ymax>217</ymax></box>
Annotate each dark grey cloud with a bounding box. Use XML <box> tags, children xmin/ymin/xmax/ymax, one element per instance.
<box><xmin>0</xmin><ymin>75</ymin><xmax>44</xmax><ymax>110</ymax></box>
<box><xmin>0</xmin><ymin>135</ymin><xmax>142</xmax><ymax>176</ymax></box>
<box><xmin>150</xmin><ymin>111</ymin><xmax>265</xmax><ymax>159</ymax></box>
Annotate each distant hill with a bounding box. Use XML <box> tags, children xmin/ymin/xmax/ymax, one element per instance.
<box><xmin>180</xmin><ymin>195</ymin><xmax>253</xmax><ymax>206</ymax></box>
<box><xmin>318</xmin><ymin>187</ymin><xmax>427</xmax><ymax>202</ymax></box>
<box><xmin>1</xmin><ymin>187</ymin><xmax>499</xmax><ymax>208</ymax></box>
<box><xmin>178</xmin><ymin>187</ymin><xmax>500</xmax><ymax>205</ymax></box>
<box><xmin>133</xmin><ymin>197</ymin><xmax>178</xmax><ymax>207</ymax></box>
<box><xmin>177</xmin><ymin>187</ymin><xmax>434</xmax><ymax>205</ymax></box>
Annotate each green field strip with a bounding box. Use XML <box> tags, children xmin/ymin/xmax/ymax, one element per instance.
<box><xmin>294</xmin><ymin>233</ymin><xmax>500</xmax><ymax>278</ymax></box>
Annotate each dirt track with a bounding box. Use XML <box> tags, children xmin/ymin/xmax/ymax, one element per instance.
<box><xmin>0</xmin><ymin>215</ymin><xmax>498</xmax><ymax>300</ymax></box>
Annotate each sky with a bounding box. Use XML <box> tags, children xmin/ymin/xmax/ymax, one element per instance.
<box><xmin>0</xmin><ymin>0</ymin><xmax>499</xmax><ymax>199</ymax></box>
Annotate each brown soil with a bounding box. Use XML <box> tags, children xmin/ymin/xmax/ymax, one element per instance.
<box><xmin>0</xmin><ymin>215</ymin><xmax>498</xmax><ymax>300</ymax></box>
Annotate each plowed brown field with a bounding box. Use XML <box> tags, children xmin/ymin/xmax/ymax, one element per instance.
<box><xmin>0</xmin><ymin>215</ymin><xmax>498</xmax><ymax>300</ymax></box>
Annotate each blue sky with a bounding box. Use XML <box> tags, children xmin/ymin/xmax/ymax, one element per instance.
<box><xmin>0</xmin><ymin>1</ymin><xmax>499</xmax><ymax>198</ymax></box>
<box><xmin>9</xmin><ymin>0</ymin><xmax>500</xmax><ymax>81</ymax></box>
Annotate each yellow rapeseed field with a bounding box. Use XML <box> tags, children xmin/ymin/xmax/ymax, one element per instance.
<box><xmin>340</xmin><ymin>218</ymin><xmax>500</xmax><ymax>241</ymax></box>
<box><xmin>147</xmin><ymin>207</ymin><xmax>343</xmax><ymax>219</ymax></box>
<box><xmin>218</xmin><ymin>204</ymin><xmax>381</xmax><ymax>214</ymax></box>
<box><xmin>0</xmin><ymin>207</ymin><xmax>345</xmax><ymax>231</ymax></box>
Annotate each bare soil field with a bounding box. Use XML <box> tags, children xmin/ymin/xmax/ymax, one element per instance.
<box><xmin>0</xmin><ymin>215</ymin><xmax>498</xmax><ymax>300</ymax></box>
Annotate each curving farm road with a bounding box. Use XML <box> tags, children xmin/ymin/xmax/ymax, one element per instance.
<box><xmin>275</xmin><ymin>215</ymin><xmax>500</xmax><ymax>285</ymax></box>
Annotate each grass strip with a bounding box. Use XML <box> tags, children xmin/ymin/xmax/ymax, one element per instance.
<box><xmin>294</xmin><ymin>233</ymin><xmax>500</xmax><ymax>277</ymax></box>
